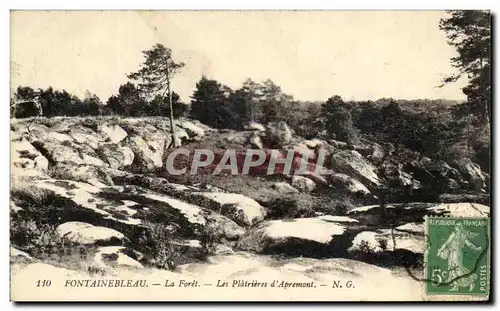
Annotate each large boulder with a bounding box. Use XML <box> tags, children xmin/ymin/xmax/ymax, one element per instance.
<box><xmin>347</xmin><ymin>202</ymin><xmax>490</xmax><ymax>227</ymax></box>
<box><xmin>97</xmin><ymin>144</ymin><xmax>135</xmax><ymax>169</ymax></box>
<box><xmin>32</xmin><ymin>138</ymin><xmax>107</xmax><ymax>167</ymax></box>
<box><xmin>291</xmin><ymin>175</ymin><xmax>316</xmax><ymax>193</ymax></box>
<box><xmin>347</xmin><ymin>228</ymin><xmax>425</xmax><ymax>267</ymax></box>
<box><xmin>10</xmin><ymin>134</ymin><xmax>49</xmax><ymax>177</ymax></box>
<box><xmin>330</xmin><ymin>173</ymin><xmax>372</xmax><ymax>198</ymax></box>
<box><xmin>407</xmin><ymin>158</ymin><xmax>462</xmax><ymax>194</ymax></box>
<box><xmin>265</xmin><ymin>121</ymin><xmax>292</xmax><ymax>148</ymax></box>
<box><xmin>177</xmin><ymin>119</ymin><xmax>205</xmax><ymax>138</ymax></box>
<box><xmin>67</xmin><ymin>125</ymin><xmax>104</xmax><ymax>150</ymax></box>
<box><xmin>378</xmin><ymin>160</ymin><xmax>421</xmax><ymax>190</ymax></box>
<box><xmin>453</xmin><ymin>158</ymin><xmax>487</xmax><ymax>191</ymax></box>
<box><xmin>56</xmin><ymin>221</ymin><xmax>127</xmax><ymax>246</ymax></box>
<box><xmin>330</xmin><ymin>150</ymin><xmax>381</xmax><ymax>191</ymax></box>
<box><xmin>236</xmin><ymin>217</ymin><xmax>357</xmax><ymax>256</ymax></box>
<box><xmin>93</xmin><ymin>246</ymin><xmax>143</xmax><ymax>269</ymax></box>
<box><xmin>99</xmin><ymin>124</ymin><xmax>128</xmax><ymax>144</ymax></box>
<box><xmin>194</xmin><ymin>192</ymin><xmax>267</xmax><ymax>227</ymax></box>
<box><xmin>127</xmin><ymin>135</ymin><xmax>164</xmax><ymax>171</ymax></box>
<box><xmin>48</xmin><ymin>164</ymin><xmax>115</xmax><ymax>187</ymax></box>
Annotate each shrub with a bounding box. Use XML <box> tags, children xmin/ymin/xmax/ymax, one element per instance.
<box><xmin>147</xmin><ymin>223</ymin><xmax>180</xmax><ymax>271</ymax></box>
<box><xmin>323</xmin><ymin>95</ymin><xmax>359</xmax><ymax>144</ymax></box>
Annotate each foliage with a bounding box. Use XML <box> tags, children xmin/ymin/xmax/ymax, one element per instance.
<box><xmin>12</xmin><ymin>86</ymin><xmax>101</xmax><ymax>118</ymax></box>
<box><xmin>323</xmin><ymin>95</ymin><xmax>359</xmax><ymax>144</ymax></box>
<box><xmin>190</xmin><ymin>76</ymin><xmax>235</xmax><ymax>128</ymax></box>
<box><xmin>439</xmin><ymin>10</ymin><xmax>491</xmax><ymax>122</ymax></box>
<box><xmin>147</xmin><ymin>223</ymin><xmax>180</xmax><ymax>271</ymax></box>
<box><xmin>104</xmin><ymin>82</ymin><xmax>188</xmax><ymax>118</ymax></box>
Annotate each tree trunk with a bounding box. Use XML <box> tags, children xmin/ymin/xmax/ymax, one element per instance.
<box><xmin>167</xmin><ymin>80</ymin><xmax>177</xmax><ymax>148</ymax></box>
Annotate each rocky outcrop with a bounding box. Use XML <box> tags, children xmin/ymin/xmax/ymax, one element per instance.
<box><xmin>93</xmin><ymin>246</ymin><xmax>144</xmax><ymax>269</ymax></box>
<box><xmin>453</xmin><ymin>158</ymin><xmax>488</xmax><ymax>191</ymax></box>
<box><xmin>330</xmin><ymin>173</ymin><xmax>373</xmax><ymax>198</ymax></box>
<box><xmin>11</xmin><ymin>134</ymin><xmax>49</xmax><ymax>178</ymax></box>
<box><xmin>194</xmin><ymin>192</ymin><xmax>267</xmax><ymax>227</ymax></box>
<box><xmin>271</xmin><ymin>182</ymin><xmax>299</xmax><ymax>194</ymax></box>
<box><xmin>330</xmin><ymin>150</ymin><xmax>381</xmax><ymax>191</ymax></box>
<box><xmin>265</xmin><ymin>121</ymin><xmax>292</xmax><ymax>148</ymax></box>
<box><xmin>56</xmin><ymin>222</ymin><xmax>127</xmax><ymax>246</ymax></box>
<box><xmin>236</xmin><ymin>217</ymin><xmax>358</xmax><ymax>257</ymax></box>
<box><xmin>244</xmin><ymin>122</ymin><xmax>266</xmax><ymax>132</ymax></box>
<box><xmin>347</xmin><ymin>202</ymin><xmax>490</xmax><ymax>227</ymax></box>
<box><xmin>291</xmin><ymin>175</ymin><xmax>316</xmax><ymax>193</ymax></box>
<box><xmin>97</xmin><ymin>144</ymin><xmax>134</xmax><ymax>169</ymax></box>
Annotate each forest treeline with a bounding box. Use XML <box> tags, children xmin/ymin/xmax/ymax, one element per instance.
<box><xmin>10</xmin><ymin>10</ymin><xmax>491</xmax><ymax>172</ymax></box>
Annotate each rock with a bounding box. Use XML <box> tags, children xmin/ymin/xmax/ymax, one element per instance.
<box><xmin>10</xmin><ymin>135</ymin><xmax>49</xmax><ymax>177</ymax></box>
<box><xmin>127</xmin><ymin>135</ymin><xmax>164</xmax><ymax>170</ymax></box>
<box><xmin>265</xmin><ymin>121</ymin><xmax>292</xmax><ymax>147</ymax></box>
<box><xmin>33</xmin><ymin>138</ymin><xmax>107</xmax><ymax>167</ymax></box>
<box><xmin>291</xmin><ymin>175</ymin><xmax>316</xmax><ymax>192</ymax></box>
<box><xmin>10</xmin><ymin>201</ymin><xmax>23</xmax><ymax>214</ymax></box>
<box><xmin>212</xmin><ymin>244</ymin><xmax>235</xmax><ymax>255</ymax></box>
<box><xmin>97</xmin><ymin>144</ymin><xmax>135</xmax><ymax>169</ymax></box>
<box><xmin>226</xmin><ymin>131</ymin><xmax>250</xmax><ymax>145</ymax></box>
<box><xmin>195</xmin><ymin>192</ymin><xmax>267</xmax><ymax>227</ymax></box>
<box><xmin>288</xmin><ymin>144</ymin><xmax>317</xmax><ymax>161</ymax></box>
<box><xmin>328</xmin><ymin>139</ymin><xmax>348</xmax><ymax>149</ymax></box>
<box><xmin>395</xmin><ymin>222</ymin><xmax>424</xmax><ymax>235</ymax></box>
<box><xmin>249</xmin><ymin>133</ymin><xmax>263</xmax><ymax>149</ymax></box>
<box><xmin>100</xmin><ymin>124</ymin><xmax>128</xmax><ymax>144</ymax></box>
<box><xmin>24</xmin><ymin>179</ymin><xmax>143</xmax><ymax>231</ymax></box>
<box><xmin>56</xmin><ymin>221</ymin><xmax>127</xmax><ymax>246</ymax></box>
<box><xmin>330</xmin><ymin>150</ymin><xmax>381</xmax><ymax>191</ymax></box>
<box><xmin>49</xmin><ymin>164</ymin><xmax>115</xmax><ymax>186</ymax></box>
<box><xmin>302</xmin><ymin>139</ymin><xmax>327</xmax><ymax>149</ymax></box>
<box><xmin>409</xmin><ymin>159</ymin><xmax>462</xmax><ymax>194</ymax></box>
<box><xmin>330</xmin><ymin>173</ymin><xmax>372</xmax><ymax>198</ymax></box>
<box><xmin>379</xmin><ymin>160</ymin><xmax>421</xmax><ymax>190</ymax></box>
<box><xmin>347</xmin><ymin>202</ymin><xmax>490</xmax><ymax>227</ymax></box>
<box><xmin>177</xmin><ymin>120</ymin><xmax>205</xmax><ymax>137</ymax></box>
<box><xmin>348</xmin><ymin>229</ymin><xmax>425</xmax><ymax>258</ymax></box>
<box><xmin>68</xmin><ymin>125</ymin><xmax>104</xmax><ymax>150</ymax></box>
<box><xmin>271</xmin><ymin>182</ymin><xmax>300</xmax><ymax>194</ymax></box>
<box><xmin>236</xmin><ymin>217</ymin><xmax>351</xmax><ymax>256</ymax></box>
<box><xmin>453</xmin><ymin>158</ymin><xmax>487</xmax><ymax>191</ymax></box>
<box><xmin>205</xmin><ymin>213</ymin><xmax>246</xmax><ymax>241</ymax></box>
<box><xmin>438</xmin><ymin>193</ymin><xmax>490</xmax><ymax>205</ymax></box>
<box><xmin>369</xmin><ymin>143</ymin><xmax>385</xmax><ymax>164</ymax></box>
<box><xmin>244</xmin><ymin>122</ymin><xmax>266</xmax><ymax>132</ymax></box>
<box><xmin>10</xmin><ymin>247</ymin><xmax>34</xmax><ymax>264</ymax></box>
<box><xmin>93</xmin><ymin>246</ymin><xmax>143</xmax><ymax>269</ymax></box>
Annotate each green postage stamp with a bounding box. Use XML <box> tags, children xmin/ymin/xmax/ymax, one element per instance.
<box><xmin>425</xmin><ymin>217</ymin><xmax>490</xmax><ymax>296</ymax></box>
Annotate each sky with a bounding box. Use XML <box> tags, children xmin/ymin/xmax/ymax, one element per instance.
<box><xmin>10</xmin><ymin>11</ymin><xmax>468</xmax><ymax>103</ymax></box>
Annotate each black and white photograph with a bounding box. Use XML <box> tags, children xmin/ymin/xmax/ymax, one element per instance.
<box><xmin>9</xmin><ymin>10</ymin><xmax>491</xmax><ymax>301</ymax></box>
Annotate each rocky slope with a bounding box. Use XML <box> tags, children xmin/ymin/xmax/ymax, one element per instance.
<box><xmin>10</xmin><ymin>116</ymin><xmax>490</xmax><ymax>301</ymax></box>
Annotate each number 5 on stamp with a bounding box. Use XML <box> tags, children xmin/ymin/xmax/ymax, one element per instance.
<box><xmin>425</xmin><ymin>217</ymin><xmax>490</xmax><ymax>296</ymax></box>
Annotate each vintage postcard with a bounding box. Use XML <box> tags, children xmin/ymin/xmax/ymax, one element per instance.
<box><xmin>10</xmin><ymin>10</ymin><xmax>491</xmax><ymax>302</ymax></box>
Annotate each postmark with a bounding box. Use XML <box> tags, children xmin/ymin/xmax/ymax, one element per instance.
<box><xmin>424</xmin><ymin>217</ymin><xmax>490</xmax><ymax>296</ymax></box>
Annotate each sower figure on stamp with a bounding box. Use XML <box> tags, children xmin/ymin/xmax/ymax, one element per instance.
<box><xmin>437</xmin><ymin>222</ymin><xmax>482</xmax><ymax>292</ymax></box>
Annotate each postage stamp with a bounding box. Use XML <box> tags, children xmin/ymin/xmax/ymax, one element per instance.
<box><xmin>425</xmin><ymin>217</ymin><xmax>490</xmax><ymax>296</ymax></box>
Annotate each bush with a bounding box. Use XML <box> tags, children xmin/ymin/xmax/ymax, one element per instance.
<box><xmin>323</xmin><ymin>95</ymin><xmax>359</xmax><ymax>144</ymax></box>
<box><xmin>10</xmin><ymin>218</ymin><xmax>67</xmax><ymax>260</ymax></box>
<box><xmin>265</xmin><ymin>197</ymin><xmax>314</xmax><ymax>219</ymax></box>
<box><xmin>147</xmin><ymin>223</ymin><xmax>180</xmax><ymax>271</ymax></box>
